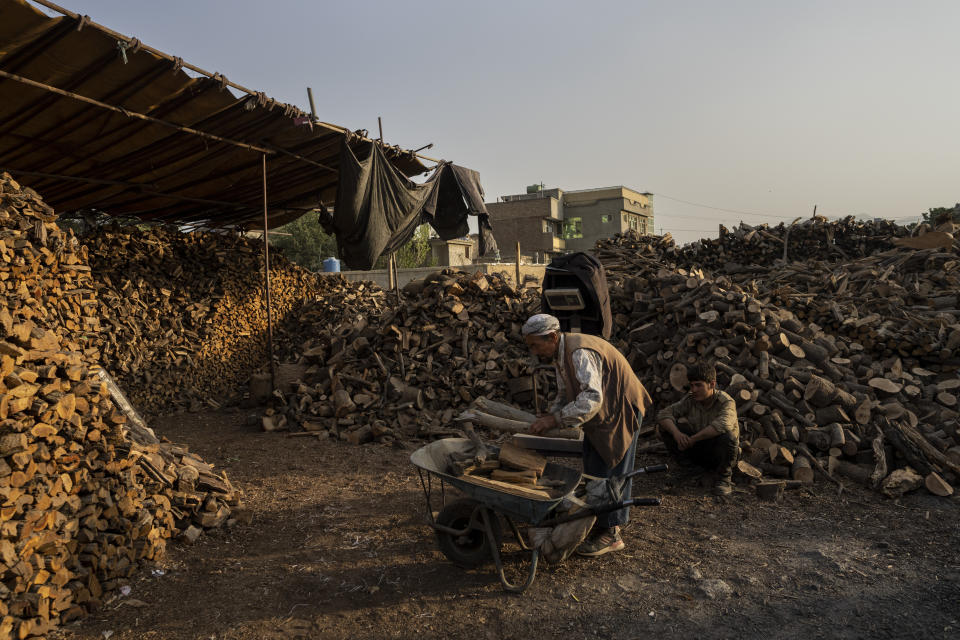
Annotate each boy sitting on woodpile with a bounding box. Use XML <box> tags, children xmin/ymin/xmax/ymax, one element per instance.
<box><xmin>656</xmin><ymin>361</ymin><xmax>740</xmax><ymax>496</ymax></box>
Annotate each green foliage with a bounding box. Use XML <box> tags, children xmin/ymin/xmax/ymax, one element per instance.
<box><xmin>269</xmin><ymin>214</ymin><xmax>338</xmax><ymax>271</ymax></box>
<box><xmin>921</xmin><ymin>204</ymin><xmax>960</xmax><ymax>226</ymax></box>
<box><xmin>374</xmin><ymin>224</ymin><xmax>437</xmax><ymax>269</ymax></box>
<box><xmin>271</xmin><ymin>214</ymin><xmax>436</xmax><ymax>271</ymax></box>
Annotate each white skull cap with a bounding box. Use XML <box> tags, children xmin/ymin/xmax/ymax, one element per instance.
<box><xmin>522</xmin><ymin>314</ymin><xmax>561</xmax><ymax>336</ymax></box>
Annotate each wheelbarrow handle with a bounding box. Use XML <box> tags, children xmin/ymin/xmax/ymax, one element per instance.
<box><xmin>536</xmin><ymin>496</ymin><xmax>662</xmax><ymax>528</ymax></box>
<box><xmin>623</xmin><ymin>463</ymin><xmax>669</xmax><ymax>480</ymax></box>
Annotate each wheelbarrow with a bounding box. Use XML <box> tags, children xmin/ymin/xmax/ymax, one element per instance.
<box><xmin>410</xmin><ymin>438</ymin><xmax>666</xmax><ymax>593</ymax></box>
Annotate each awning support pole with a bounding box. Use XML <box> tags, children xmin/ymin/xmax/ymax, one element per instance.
<box><xmin>515</xmin><ymin>241</ymin><xmax>521</xmax><ymax>292</ymax></box>
<box><xmin>262</xmin><ymin>154</ymin><xmax>276</xmax><ymax>391</ymax></box>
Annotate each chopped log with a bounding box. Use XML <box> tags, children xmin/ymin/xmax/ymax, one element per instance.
<box><xmin>827</xmin><ymin>457</ymin><xmax>873</xmax><ymax>486</ymax></box>
<box><xmin>881</xmin><ymin>467</ymin><xmax>923</xmax><ymax>498</ymax></box>
<box><xmin>924</xmin><ymin>472</ymin><xmax>954</xmax><ymax>497</ymax></box>
<box><xmin>498</xmin><ymin>442</ymin><xmax>547</xmax><ymax>476</ymax></box>
<box><xmin>736</xmin><ymin>460</ymin><xmax>764</xmax><ymax>480</ymax></box>
<box><xmin>804</xmin><ymin>375</ymin><xmax>838</xmax><ymax>407</ymax></box>
<box><xmin>795</xmin><ymin>443</ymin><xmax>843</xmax><ymax>489</ymax></box>
<box><xmin>490</xmin><ymin>468</ymin><xmax>539</xmax><ymax>485</ymax></box>
<box><xmin>473</xmin><ymin>397</ymin><xmax>536</xmax><ymax>422</ymax></box>
<box><xmin>815</xmin><ymin>405</ymin><xmax>850</xmax><ymax>425</ymax></box>
<box><xmin>456</xmin><ymin>410</ymin><xmax>580</xmax><ymax>439</ymax></box>
<box><xmin>756</xmin><ymin>481</ymin><xmax>786</xmax><ymax>502</ymax></box>
<box><xmin>869</xmin><ymin>378</ymin><xmax>902</xmax><ymax>395</ymax></box>
<box><xmin>769</xmin><ymin>445</ymin><xmax>794</xmax><ymax>465</ymax></box>
<box><xmin>458</xmin><ymin>473</ymin><xmax>552</xmax><ymax>500</ymax></box>
<box><xmin>791</xmin><ymin>456</ymin><xmax>814</xmax><ymax>484</ymax></box>
<box><xmin>758</xmin><ymin>462</ymin><xmax>791</xmax><ymax>479</ymax></box>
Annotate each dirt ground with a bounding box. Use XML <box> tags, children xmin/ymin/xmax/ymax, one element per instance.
<box><xmin>58</xmin><ymin>408</ymin><xmax>960</xmax><ymax>640</ymax></box>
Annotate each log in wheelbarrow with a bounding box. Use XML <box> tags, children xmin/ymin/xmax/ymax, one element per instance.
<box><xmin>410</xmin><ymin>438</ymin><xmax>665</xmax><ymax>593</ymax></box>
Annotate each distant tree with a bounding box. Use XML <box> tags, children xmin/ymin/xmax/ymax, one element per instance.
<box><xmin>921</xmin><ymin>203</ymin><xmax>960</xmax><ymax>226</ymax></box>
<box><xmin>374</xmin><ymin>224</ymin><xmax>436</xmax><ymax>269</ymax></box>
<box><xmin>269</xmin><ymin>213</ymin><xmax>338</xmax><ymax>271</ymax></box>
<box><xmin>272</xmin><ymin>215</ymin><xmax>436</xmax><ymax>271</ymax></box>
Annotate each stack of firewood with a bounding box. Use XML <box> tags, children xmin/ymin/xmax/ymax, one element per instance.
<box><xmin>82</xmin><ymin>225</ymin><xmax>331</xmax><ymax>415</ymax></box>
<box><xmin>596</xmin><ymin>229</ymin><xmax>960</xmax><ymax>498</ymax></box>
<box><xmin>600</xmin><ymin>217</ymin><xmax>910</xmax><ymax>272</ymax></box>
<box><xmin>0</xmin><ymin>174</ymin><xmax>238</xmax><ymax>637</ymax></box>
<box><xmin>726</xmin><ymin>247</ymin><xmax>960</xmax><ymax>363</ymax></box>
<box><xmin>674</xmin><ymin>217</ymin><xmax>909</xmax><ymax>270</ymax></box>
<box><xmin>265</xmin><ymin>269</ymin><xmax>543</xmax><ymax>445</ymax></box>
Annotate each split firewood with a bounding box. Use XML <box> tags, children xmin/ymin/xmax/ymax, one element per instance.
<box><xmin>0</xmin><ymin>173</ymin><xmax>239</xmax><ymax>634</ymax></box>
<box><xmin>498</xmin><ymin>442</ymin><xmax>547</xmax><ymax>476</ymax></box>
<box><xmin>924</xmin><ymin>472</ymin><xmax>954</xmax><ymax>497</ymax></box>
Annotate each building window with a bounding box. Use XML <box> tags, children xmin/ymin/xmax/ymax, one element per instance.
<box><xmin>563</xmin><ymin>217</ymin><xmax>583</xmax><ymax>239</ymax></box>
<box><xmin>629</xmin><ymin>216</ymin><xmax>640</xmax><ymax>231</ymax></box>
<box><xmin>601</xmin><ymin>214</ymin><xmax>611</xmax><ymax>223</ymax></box>
<box><xmin>542</xmin><ymin>220</ymin><xmax>552</xmax><ymax>233</ymax></box>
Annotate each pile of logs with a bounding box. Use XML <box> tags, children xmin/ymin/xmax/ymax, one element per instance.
<box><xmin>265</xmin><ymin>269</ymin><xmax>543</xmax><ymax>445</ymax></box>
<box><xmin>81</xmin><ymin>225</ymin><xmax>332</xmax><ymax>415</ymax></box>
<box><xmin>674</xmin><ymin>217</ymin><xmax>909</xmax><ymax>271</ymax></box>
<box><xmin>0</xmin><ymin>174</ymin><xmax>237</xmax><ymax>637</ymax></box>
<box><xmin>728</xmin><ymin>247</ymin><xmax>960</xmax><ymax>363</ymax></box>
<box><xmin>596</xmin><ymin>227</ymin><xmax>960</xmax><ymax>499</ymax></box>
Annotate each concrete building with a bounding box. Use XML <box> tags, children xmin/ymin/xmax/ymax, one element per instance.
<box><xmin>429</xmin><ymin>237</ymin><xmax>474</xmax><ymax>267</ymax></box>
<box><xmin>486</xmin><ymin>184</ymin><xmax>653</xmax><ymax>260</ymax></box>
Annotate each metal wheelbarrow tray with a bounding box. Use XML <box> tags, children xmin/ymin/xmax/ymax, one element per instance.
<box><xmin>411</xmin><ymin>438</ymin><xmax>663</xmax><ymax>593</ymax></box>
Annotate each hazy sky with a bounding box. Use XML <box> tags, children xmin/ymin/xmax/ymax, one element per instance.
<box><xmin>44</xmin><ymin>0</ymin><xmax>960</xmax><ymax>243</ymax></box>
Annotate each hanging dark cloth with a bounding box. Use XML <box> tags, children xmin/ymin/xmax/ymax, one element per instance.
<box><xmin>422</xmin><ymin>163</ymin><xmax>498</xmax><ymax>257</ymax></box>
<box><xmin>328</xmin><ymin>139</ymin><xmax>498</xmax><ymax>270</ymax></box>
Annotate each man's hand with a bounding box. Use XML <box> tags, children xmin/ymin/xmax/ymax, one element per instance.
<box><xmin>660</xmin><ymin>419</ymin><xmax>693</xmax><ymax>451</ymax></box>
<box><xmin>529</xmin><ymin>414</ymin><xmax>558</xmax><ymax>435</ymax></box>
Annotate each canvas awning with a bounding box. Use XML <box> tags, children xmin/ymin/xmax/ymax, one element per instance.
<box><xmin>0</xmin><ymin>0</ymin><xmax>431</xmax><ymax>229</ymax></box>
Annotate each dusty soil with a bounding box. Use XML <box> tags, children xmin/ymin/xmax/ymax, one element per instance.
<box><xmin>60</xmin><ymin>408</ymin><xmax>960</xmax><ymax>640</ymax></box>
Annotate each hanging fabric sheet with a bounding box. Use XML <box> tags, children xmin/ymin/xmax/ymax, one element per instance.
<box><xmin>329</xmin><ymin>139</ymin><xmax>498</xmax><ymax>270</ymax></box>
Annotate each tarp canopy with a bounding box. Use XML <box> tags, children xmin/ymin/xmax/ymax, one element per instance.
<box><xmin>0</xmin><ymin>0</ymin><xmax>430</xmax><ymax>229</ymax></box>
<box><xmin>328</xmin><ymin>139</ymin><xmax>497</xmax><ymax>270</ymax></box>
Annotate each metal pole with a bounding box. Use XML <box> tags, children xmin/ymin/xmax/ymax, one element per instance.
<box><xmin>262</xmin><ymin>154</ymin><xmax>276</xmax><ymax>390</ymax></box>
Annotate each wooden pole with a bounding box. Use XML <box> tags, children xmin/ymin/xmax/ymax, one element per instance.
<box><xmin>393</xmin><ymin>253</ymin><xmax>401</xmax><ymax>298</ymax></box>
<box><xmin>262</xmin><ymin>154</ymin><xmax>276</xmax><ymax>390</ymax></box>
<box><xmin>515</xmin><ymin>241</ymin><xmax>521</xmax><ymax>291</ymax></box>
<box><xmin>307</xmin><ymin>87</ymin><xmax>318</xmax><ymax>121</ymax></box>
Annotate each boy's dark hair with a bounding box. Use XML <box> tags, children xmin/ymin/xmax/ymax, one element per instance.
<box><xmin>687</xmin><ymin>360</ymin><xmax>717</xmax><ymax>385</ymax></box>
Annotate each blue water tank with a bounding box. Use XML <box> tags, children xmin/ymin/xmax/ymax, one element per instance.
<box><xmin>322</xmin><ymin>257</ymin><xmax>341</xmax><ymax>273</ymax></box>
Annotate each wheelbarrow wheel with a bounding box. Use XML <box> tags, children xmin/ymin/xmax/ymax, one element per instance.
<box><xmin>436</xmin><ymin>498</ymin><xmax>502</xmax><ymax>568</ymax></box>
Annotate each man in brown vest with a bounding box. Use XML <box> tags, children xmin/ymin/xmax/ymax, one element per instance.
<box><xmin>523</xmin><ymin>314</ymin><xmax>653</xmax><ymax>557</ymax></box>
